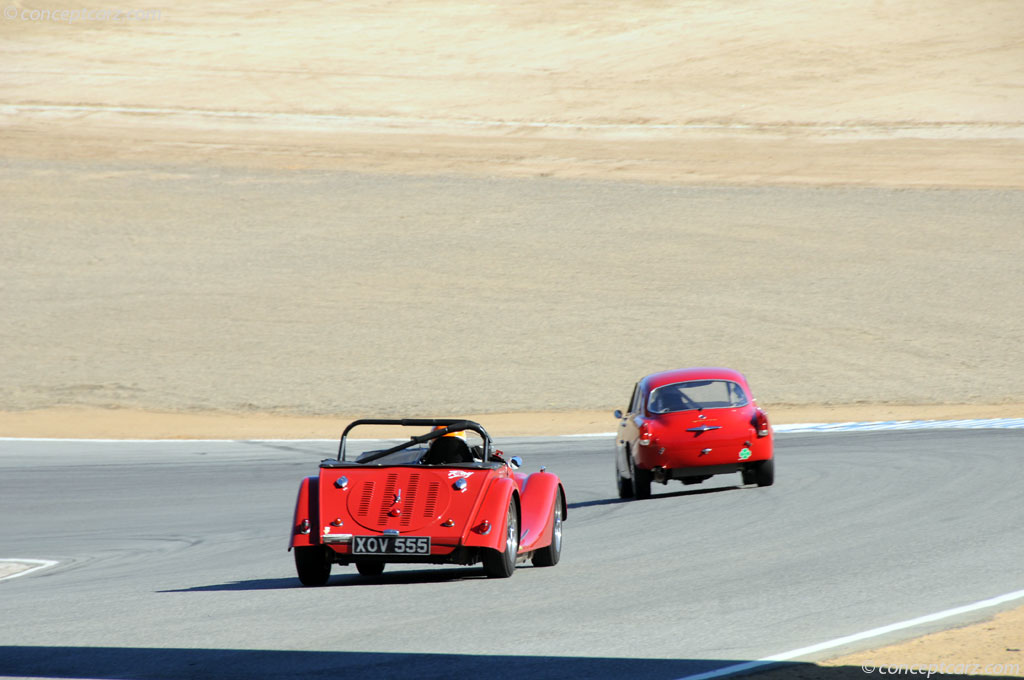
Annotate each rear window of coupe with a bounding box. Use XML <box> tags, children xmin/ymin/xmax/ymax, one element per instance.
<box><xmin>647</xmin><ymin>380</ymin><xmax>749</xmax><ymax>413</ymax></box>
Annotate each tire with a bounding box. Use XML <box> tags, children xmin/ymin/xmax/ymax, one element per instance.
<box><xmin>482</xmin><ymin>498</ymin><xmax>519</xmax><ymax>578</ymax></box>
<box><xmin>532</xmin><ymin>494</ymin><xmax>563</xmax><ymax>567</ymax></box>
<box><xmin>630</xmin><ymin>453</ymin><xmax>651</xmax><ymax>500</ymax></box>
<box><xmin>755</xmin><ymin>458</ymin><xmax>775</xmax><ymax>487</ymax></box>
<box><xmin>294</xmin><ymin>546</ymin><xmax>331</xmax><ymax>587</ymax></box>
<box><xmin>355</xmin><ymin>561</ymin><xmax>385</xmax><ymax>577</ymax></box>
<box><xmin>741</xmin><ymin>467</ymin><xmax>757</xmax><ymax>485</ymax></box>
<box><xmin>616</xmin><ymin>464</ymin><xmax>634</xmax><ymax>499</ymax></box>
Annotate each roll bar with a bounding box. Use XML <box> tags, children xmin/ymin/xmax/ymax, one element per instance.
<box><xmin>337</xmin><ymin>418</ymin><xmax>492</xmax><ymax>462</ymax></box>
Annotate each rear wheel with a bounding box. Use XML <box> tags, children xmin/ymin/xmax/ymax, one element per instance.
<box><xmin>294</xmin><ymin>546</ymin><xmax>331</xmax><ymax>587</ymax></box>
<box><xmin>616</xmin><ymin>463</ymin><xmax>634</xmax><ymax>499</ymax></box>
<box><xmin>355</xmin><ymin>561</ymin><xmax>385</xmax><ymax>577</ymax></box>
<box><xmin>756</xmin><ymin>458</ymin><xmax>775</xmax><ymax>487</ymax></box>
<box><xmin>630</xmin><ymin>454</ymin><xmax>652</xmax><ymax>500</ymax></box>
<box><xmin>482</xmin><ymin>498</ymin><xmax>519</xmax><ymax>578</ymax></box>
<box><xmin>532</xmin><ymin>495</ymin><xmax>563</xmax><ymax>567</ymax></box>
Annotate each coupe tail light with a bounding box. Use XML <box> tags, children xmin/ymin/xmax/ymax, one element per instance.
<box><xmin>639</xmin><ymin>427</ymin><xmax>654</xmax><ymax>447</ymax></box>
<box><xmin>754</xmin><ymin>409</ymin><xmax>770</xmax><ymax>438</ymax></box>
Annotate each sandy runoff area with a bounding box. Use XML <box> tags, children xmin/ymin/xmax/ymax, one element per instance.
<box><xmin>1</xmin><ymin>0</ymin><xmax>1023</xmax><ymax>676</ymax></box>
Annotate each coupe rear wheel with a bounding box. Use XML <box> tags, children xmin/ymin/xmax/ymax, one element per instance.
<box><xmin>756</xmin><ymin>458</ymin><xmax>775</xmax><ymax>487</ymax></box>
<box><xmin>355</xmin><ymin>561</ymin><xmax>385</xmax><ymax>577</ymax></box>
<box><xmin>482</xmin><ymin>498</ymin><xmax>519</xmax><ymax>578</ymax></box>
<box><xmin>532</xmin><ymin>495</ymin><xmax>563</xmax><ymax>567</ymax></box>
<box><xmin>294</xmin><ymin>546</ymin><xmax>331</xmax><ymax>587</ymax></box>
<box><xmin>630</xmin><ymin>454</ymin><xmax>652</xmax><ymax>500</ymax></box>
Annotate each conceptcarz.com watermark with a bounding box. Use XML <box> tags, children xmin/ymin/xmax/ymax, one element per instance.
<box><xmin>3</xmin><ymin>6</ymin><xmax>161</xmax><ymax>22</ymax></box>
<box><xmin>861</xmin><ymin>661</ymin><xmax>1022</xmax><ymax>677</ymax></box>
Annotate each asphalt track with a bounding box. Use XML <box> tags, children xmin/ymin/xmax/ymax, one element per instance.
<box><xmin>1</xmin><ymin>430</ymin><xmax>1022</xmax><ymax>680</ymax></box>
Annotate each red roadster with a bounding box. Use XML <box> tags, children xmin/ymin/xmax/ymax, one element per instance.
<box><xmin>289</xmin><ymin>419</ymin><xmax>566</xmax><ymax>585</ymax></box>
<box><xmin>614</xmin><ymin>368</ymin><xmax>774</xmax><ymax>499</ymax></box>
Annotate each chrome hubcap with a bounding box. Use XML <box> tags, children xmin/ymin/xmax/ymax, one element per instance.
<box><xmin>506</xmin><ymin>510</ymin><xmax>517</xmax><ymax>555</ymax></box>
<box><xmin>552</xmin><ymin>504</ymin><xmax>562</xmax><ymax>552</ymax></box>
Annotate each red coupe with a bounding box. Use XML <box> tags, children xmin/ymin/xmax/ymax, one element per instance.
<box><xmin>289</xmin><ymin>419</ymin><xmax>566</xmax><ymax>585</ymax></box>
<box><xmin>614</xmin><ymin>368</ymin><xmax>774</xmax><ymax>499</ymax></box>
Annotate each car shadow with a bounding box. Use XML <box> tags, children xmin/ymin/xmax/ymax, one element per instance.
<box><xmin>160</xmin><ymin>565</ymin><xmax>506</xmax><ymax>592</ymax></box>
<box><xmin>567</xmin><ymin>497</ymin><xmax>631</xmax><ymax>509</ymax></box>
<box><xmin>644</xmin><ymin>483</ymin><xmax>746</xmax><ymax>500</ymax></box>
<box><xmin>571</xmin><ymin>483</ymin><xmax>744</xmax><ymax>509</ymax></box>
<box><xmin>1</xmin><ymin>646</ymin><xmax>1012</xmax><ymax>680</ymax></box>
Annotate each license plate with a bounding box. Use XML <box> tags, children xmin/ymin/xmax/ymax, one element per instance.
<box><xmin>351</xmin><ymin>535</ymin><xmax>431</xmax><ymax>555</ymax></box>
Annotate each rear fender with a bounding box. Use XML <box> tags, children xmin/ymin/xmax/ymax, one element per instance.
<box><xmin>288</xmin><ymin>476</ymin><xmax>319</xmax><ymax>550</ymax></box>
<box><xmin>744</xmin><ymin>436</ymin><xmax>774</xmax><ymax>462</ymax></box>
<box><xmin>519</xmin><ymin>472</ymin><xmax>566</xmax><ymax>552</ymax></box>
<box><xmin>462</xmin><ymin>477</ymin><xmax>518</xmax><ymax>552</ymax></box>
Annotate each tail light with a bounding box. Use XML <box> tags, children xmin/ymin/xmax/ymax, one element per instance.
<box><xmin>754</xmin><ymin>409</ymin><xmax>770</xmax><ymax>438</ymax></box>
<box><xmin>639</xmin><ymin>425</ymin><xmax>654</xmax><ymax>447</ymax></box>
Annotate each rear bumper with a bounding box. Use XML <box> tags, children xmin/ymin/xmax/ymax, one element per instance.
<box><xmin>651</xmin><ymin>463</ymin><xmax>745</xmax><ymax>482</ymax></box>
<box><xmin>324</xmin><ymin>542</ymin><xmax>480</xmax><ymax>566</ymax></box>
<box><xmin>322</xmin><ymin>536</ymin><xmax>463</xmax><ymax>557</ymax></box>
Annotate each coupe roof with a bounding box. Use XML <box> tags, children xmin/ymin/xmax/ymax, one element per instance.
<box><xmin>642</xmin><ymin>367</ymin><xmax>747</xmax><ymax>390</ymax></box>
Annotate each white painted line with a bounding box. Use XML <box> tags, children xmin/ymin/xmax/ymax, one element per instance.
<box><xmin>775</xmin><ymin>418</ymin><xmax>1024</xmax><ymax>432</ymax></box>
<box><xmin>673</xmin><ymin>587</ymin><xmax>1024</xmax><ymax>680</ymax></box>
<box><xmin>0</xmin><ymin>558</ymin><xmax>59</xmax><ymax>581</ymax></box>
<box><xmin>0</xmin><ymin>437</ymin><xmax>337</xmax><ymax>443</ymax></box>
<box><xmin>3</xmin><ymin>418</ymin><xmax>1022</xmax><ymax>443</ymax></box>
<box><xmin>0</xmin><ymin>438</ymin><xmax>368</xmax><ymax>444</ymax></box>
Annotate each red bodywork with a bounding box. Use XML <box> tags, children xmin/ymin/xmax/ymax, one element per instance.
<box><xmin>615</xmin><ymin>367</ymin><xmax>774</xmax><ymax>498</ymax></box>
<box><xmin>290</xmin><ymin>419</ymin><xmax>566</xmax><ymax>584</ymax></box>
